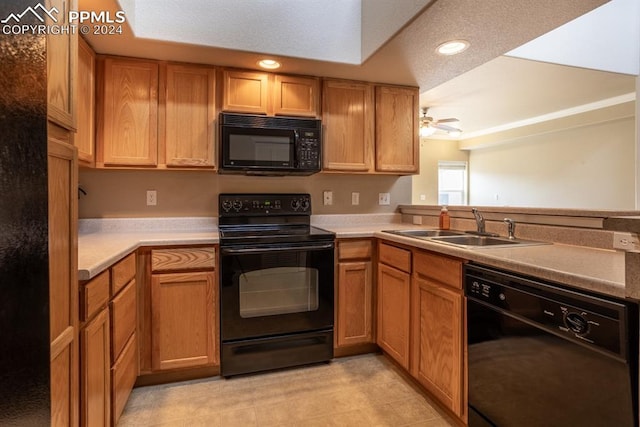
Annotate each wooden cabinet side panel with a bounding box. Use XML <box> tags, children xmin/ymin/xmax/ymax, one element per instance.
<box><xmin>76</xmin><ymin>36</ymin><xmax>95</xmax><ymax>165</ymax></box>
<box><xmin>151</xmin><ymin>272</ymin><xmax>216</xmax><ymax>371</ymax></box>
<box><xmin>165</xmin><ymin>65</ymin><xmax>216</xmax><ymax>167</ymax></box>
<box><xmin>48</xmin><ymin>126</ymin><xmax>78</xmax><ymax>427</ymax></box>
<box><xmin>337</xmin><ymin>261</ymin><xmax>373</xmax><ymax>347</ymax></box>
<box><xmin>322</xmin><ymin>80</ymin><xmax>374</xmax><ymax>172</ymax></box>
<box><xmin>375</xmin><ymin>85</ymin><xmax>419</xmax><ymax>173</ymax></box>
<box><xmin>376</xmin><ymin>264</ymin><xmax>411</xmax><ymax>369</ymax></box>
<box><xmin>100</xmin><ymin>58</ymin><xmax>158</xmax><ymax>166</ymax></box>
<box><xmin>81</xmin><ymin>308</ymin><xmax>111</xmax><ymax>427</ymax></box>
<box><xmin>412</xmin><ymin>278</ymin><xmax>464</xmax><ymax>416</ymax></box>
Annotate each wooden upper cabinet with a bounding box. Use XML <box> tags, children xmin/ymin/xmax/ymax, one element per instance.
<box><xmin>222</xmin><ymin>70</ymin><xmax>319</xmax><ymax>117</ymax></box>
<box><xmin>322</xmin><ymin>80</ymin><xmax>374</xmax><ymax>172</ymax></box>
<box><xmin>164</xmin><ymin>65</ymin><xmax>216</xmax><ymax>168</ymax></box>
<box><xmin>222</xmin><ymin>70</ymin><xmax>269</xmax><ymax>114</ymax></box>
<box><xmin>76</xmin><ymin>37</ymin><xmax>96</xmax><ymax>166</ymax></box>
<box><xmin>273</xmin><ymin>75</ymin><xmax>319</xmax><ymax>117</ymax></box>
<box><xmin>47</xmin><ymin>0</ymin><xmax>77</xmax><ymax>130</ymax></box>
<box><xmin>98</xmin><ymin>58</ymin><xmax>159</xmax><ymax>167</ymax></box>
<box><xmin>375</xmin><ymin>85</ymin><xmax>419</xmax><ymax>174</ymax></box>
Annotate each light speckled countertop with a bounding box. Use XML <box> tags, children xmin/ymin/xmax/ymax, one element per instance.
<box><xmin>79</xmin><ymin>215</ymin><xmax>627</xmax><ymax>300</ymax></box>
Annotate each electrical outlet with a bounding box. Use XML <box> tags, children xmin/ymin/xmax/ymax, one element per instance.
<box><xmin>323</xmin><ymin>190</ymin><xmax>333</xmax><ymax>206</ymax></box>
<box><xmin>613</xmin><ymin>232</ymin><xmax>640</xmax><ymax>251</ymax></box>
<box><xmin>146</xmin><ymin>190</ymin><xmax>157</xmax><ymax>206</ymax></box>
<box><xmin>351</xmin><ymin>192</ymin><xmax>360</xmax><ymax>205</ymax></box>
<box><xmin>378</xmin><ymin>192</ymin><xmax>390</xmax><ymax>205</ymax></box>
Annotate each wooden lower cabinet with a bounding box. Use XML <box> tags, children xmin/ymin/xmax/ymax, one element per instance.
<box><xmin>81</xmin><ymin>308</ymin><xmax>110</xmax><ymax>427</ymax></box>
<box><xmin>336</xmin><ymin>239</ymin><xmax>374</xmax><ymax>349</ymax></box>
<box><xmin>112</xmin><ymin>332</ymin><xmax>138</xmax><ymax>423</ymax></box>
<box><xmin>411</xmin><ymin>277</ymin><xmax>464</xmax><ymax>417</ymax></box>
<box><xmin>151</xmin><ymin>271</ymin><xmax>217</xmax><ymax>370</ymax></box>
<box><xmin>376</xmin><ymin>263</ymin><xmax>411</xmax><ymax>369</ymax></box>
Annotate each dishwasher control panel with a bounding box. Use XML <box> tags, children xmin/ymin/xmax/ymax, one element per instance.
<box><xmin>465</xmin><ymin>264</ymin><xmax>632</xmax><ymax>359</ymax></box>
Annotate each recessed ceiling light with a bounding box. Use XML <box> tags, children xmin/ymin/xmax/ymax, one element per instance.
<box><xmin>258</xmin><ymin>59</ymin><xmax>281</xmax><ymax>69</ymax></box>
<box><xmin>436</xmin><ymin>40</ymin><xmax>470</xmax><ymax>56</ymax></box>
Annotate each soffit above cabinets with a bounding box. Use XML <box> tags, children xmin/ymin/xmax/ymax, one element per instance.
<box><xmin>81</xmin><ymin>0</ymin><xmax>606</xmax><ymax>89</ymax></box>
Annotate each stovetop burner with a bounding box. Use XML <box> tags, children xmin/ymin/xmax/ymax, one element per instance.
<box><xmin>218</xmin><ymin>193</ymin><xmax>335</xmax><ymax>245</ymax></box>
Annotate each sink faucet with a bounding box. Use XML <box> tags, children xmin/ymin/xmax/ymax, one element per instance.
<box><xmin>471</xmin><ymin>208</ymin><xmax>485</xmax><ymax>234</ymax></box>
<box><xmin>504</xmin><ymin>218</ymin><xmax>516</xmax><ymax>239</ymax></box>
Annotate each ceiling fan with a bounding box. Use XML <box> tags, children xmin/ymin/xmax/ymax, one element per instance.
<box><xmin>419</xmin><ymin>108</ymin><xmax>462</xmax><ymax>137</ymax></box>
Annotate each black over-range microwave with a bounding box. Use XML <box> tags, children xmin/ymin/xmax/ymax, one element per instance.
<box><xmin>219</xmin><ymin>113</ymin><xmax>322</xmax><ymax>175</ymax></box>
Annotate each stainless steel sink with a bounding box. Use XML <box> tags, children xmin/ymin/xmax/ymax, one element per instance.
<box><xmin>382</xmin><ymin>229</ymin><xmax>549</xmax><ymax>248</ymax></box>
<box><xmin>430</xmin><ymin>234</ymin><xmax>549</xmax><ymax>248</ymax></box>
<box><xmin>382</xmin><ymin>229</ymin><xmax>466</xmax><ymax>238</ymax></box>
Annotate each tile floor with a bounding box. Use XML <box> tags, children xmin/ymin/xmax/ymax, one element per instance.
<box><xmin>118</xmin><ymin>353</ymin><xmax>459</xmax><ymax>426</ymax></box>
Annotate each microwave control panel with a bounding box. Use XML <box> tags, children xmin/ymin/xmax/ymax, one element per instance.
<box><xmin>297</xmin><ymin>129</ymin><xmax>320</xmax><ymax>169</ymax></box>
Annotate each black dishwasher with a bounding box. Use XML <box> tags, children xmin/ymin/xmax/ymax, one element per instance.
<box><xmin>465</xmin><ymin>264</ymin><xmax>638</xmax><ymax>427</ymax></box>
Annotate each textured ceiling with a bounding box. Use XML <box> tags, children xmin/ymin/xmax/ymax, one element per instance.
<box><xmin>79</xmin><ymin>0</ymin><xmax>618</xmax><ymax>136</ymax></box>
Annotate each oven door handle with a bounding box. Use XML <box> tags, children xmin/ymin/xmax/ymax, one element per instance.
<box><xmin>221</xmin><ymin>243</ymin><xmax>334</xmax><ymax>255</ymax></box>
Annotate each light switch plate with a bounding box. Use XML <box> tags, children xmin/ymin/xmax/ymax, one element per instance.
<box><xmin>351</xmin><ymin>192</ymin><xmax>360</xmax><ymax>205</ymax></box>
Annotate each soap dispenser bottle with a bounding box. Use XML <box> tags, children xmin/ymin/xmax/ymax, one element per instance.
<box><xmin>439</xmin><ymin>206</ymin><xmax>450</xmax><ymax>230</ymax></box>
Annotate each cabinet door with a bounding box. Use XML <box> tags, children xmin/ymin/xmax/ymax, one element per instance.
<box><xmin>222</xmin><ymin>70</ymin><xmax>269</xmax><ymax>114</ymax></box>
<box><xmin>337</xmin><ymin>261</ymin><xmax>373</xmax><ymax>347</ymax></box>
<box><xmin>76</xmin><ymin>37</ymin><xmax>95</xmax><ymax>166</ymax></box>
<box><xmin>165</xmin><ymin>65</ymin><xmax>216</xmax><ymax>168</ymax></box>
<box><xmin>81</xmin><ymin>308</ymin><xmax>111</xmax><ymax>427</ymax></box>
<box><xmin>376</xmin><ymin>263</ymin><xmax>411</xmax><ymax>369</ymax></box>
<box><xmin>322</xmin><ymin>80</ymin><xmax>374</xmax><ymax>172</ymax></box>
<box><xmin>48</xmin><ymin>124</ymin><xmax>78</xmax><ymax>427</ymax></box>
<box><xmin>412</xmin><ymin>277</ymin><xmax>464</xmax><ymax>417</ymax></box>
<box><xmin>46</xmin><ymin>0</ymin><xmax>77</xmax><ymax>130</ymax></box>
<box><xmin>99</xmin><ymin>58</ymin><xmax>159</xmax><ymax>167</ymax></box>
<box><xmin>375</xmin><ymin>85</ymin><xmax>419</xmax><ymax>173</ymax></box>
<box><xmin>273</xmin><ymin>75</ymin><xmax>319</xmax><ymax>117</ymax></box>
<box><xmin>151</xmin><ymin>272</ymin><xmax>217</xmax><ymax>370</ymax></box>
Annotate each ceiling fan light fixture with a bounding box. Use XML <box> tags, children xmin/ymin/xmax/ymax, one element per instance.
<box><xmin>420</xmin><ymin>125</ymin><xmax>437</xmax><ymax>137</ymax></box>
<box><xmin>436</xmin><ymin>40</ymin><xmax>470</xmax><ymax>56</ymax></box>
<box><xmin>258</xmin><ymin>59</ymin><xmax>281</xmax><ymax>69</ymax></box>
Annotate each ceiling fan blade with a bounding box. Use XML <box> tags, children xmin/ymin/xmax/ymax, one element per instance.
<box><xmin>435</xmin><ymin>118</ymin><xmax>460</xmax><ymax>124</ymax></box>
<box><xmin>435</xmin><ymin>123</ymin><xmax>462</xmax><ymax>133</ymax></box>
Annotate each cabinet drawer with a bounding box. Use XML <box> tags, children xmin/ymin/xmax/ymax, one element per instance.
<box><xmin>338</xmin><ymin>240</ymin><xmax>372</xmax><ymax>261</ymax></box>
<box><xmin>414</xmin><ymin>250</ymin><xmax>463</xmax><ymax>289</ymax></box>
<box><xmin>151</xmin><ymin>247</ymin><xmax>215</xmax><ymax>272</ymax></box>
<box><xmin>110</xmin><ymin>279</ymin><xmax>136</xmax><ymax>360</ymax></box>
<box><xmin>379</xmin><ymin>243</ymin><xmax>411</xmax><ymax>273</ymax></box>
<box><xmin>112</xmin><ymin>332</ymin><xmax>137</xmax><ymax>425</ymax></box>
<box><xmin>81</xmin><ymin>270</ymin><xmax>110</xmax><ymax>322</ymax></box>
<box><xmin>112</xmin><ymin>252</ymin><xmax>136</xmax><ymax>295</ymax></box>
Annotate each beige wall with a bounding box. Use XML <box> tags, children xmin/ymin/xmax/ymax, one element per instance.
<box><xmin>468</xmin><ymin>114</ymin><xmax>636</xmax><ymax>209</ymax></box>
<box><xmin>78</xmin><ymin>170</ymin><xmax>412</xmax><ymax>218</ymax></box>
<box><xmin>411</xmin><ymin>137</ymin><xmax>469</xmax><ymax>205</ymax></box>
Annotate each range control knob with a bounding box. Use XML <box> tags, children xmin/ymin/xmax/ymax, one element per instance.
<box><xmin>300</xmin><ymin>198</ymin><xmax>310</xmax><ymax>211</ymax></box>
<box><xmin>221</xmin><ymin>200</ymin><xmax>232</xmax><ymax>212</ymax></box>
<box><xmin>291</xmin><ymin>199</ymin><xmax>301</xmax><ymax>211</ymax></box>
<box><xmin>232</xmin><ymin>200</ymin><xmax>243</xmax><ymax>211</ymax></box>
<box><xmin>564</xmin><ymin>312</ymin><xmax>589</xmax><ymax>335</ymax></box>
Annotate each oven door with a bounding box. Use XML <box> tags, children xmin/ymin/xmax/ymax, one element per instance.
<box><xmin>220</xmin><ymin>241</ymin><xmax>334</xmax><ymax>342</ymax></box>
